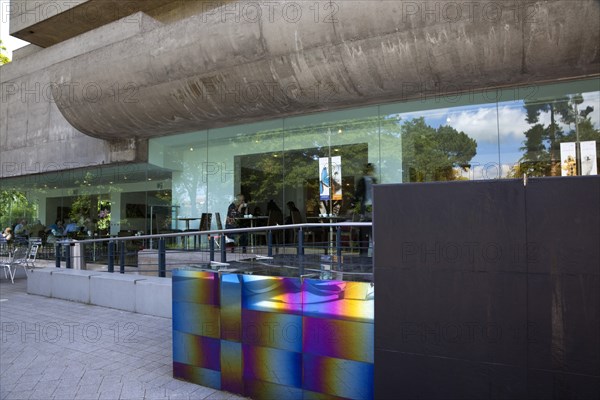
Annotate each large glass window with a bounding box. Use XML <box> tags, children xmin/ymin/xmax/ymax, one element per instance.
<box><xmin>498</xmin><ymin>83</ymin><xmax>600</xmax><ymax>178</ymax></box>
<box><xmin>0</xmin><ymin>164</ymin><xmax>173</xmax><ymax>240</ymax></box>
<box><xmin>282</xmin><ymin>106</ymin><xmax>382</xmax><ymax>219</ymax></box>
<box><xmin>2</xmin><ymin>78</ymin><xmax>598</xmax><ymax>237</ymax></box>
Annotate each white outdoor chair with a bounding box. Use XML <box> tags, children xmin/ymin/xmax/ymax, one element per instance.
<box><xmin>25</xmin><ymin>243</ymin><xmax>40</xmax><ymax>268</ymax></box>
<box><xmin>1</xmin><ymin>242</ymin><xmax>11</xmax><ymax>280</ymax></box>
<box><xmin>1</xmin><ymin>247</ymin><xmax>28</xmax><ymax>284</ymax></box>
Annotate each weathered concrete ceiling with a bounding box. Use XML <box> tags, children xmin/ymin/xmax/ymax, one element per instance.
<box><xmin>9</xmin><ymin>0</ymin><xmax>175</xmax><ymax>47</ymax></box>
<box><xmin>50</xmin><ymin>0</ymin><xmax>600</xmax><ymax>140</ymax></box>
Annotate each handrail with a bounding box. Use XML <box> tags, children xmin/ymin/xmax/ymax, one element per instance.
<box><xmin>51</xmin><ymin>221</ymin><xmax>373</xmax><ymax>280</ymax></box>
<box><xmin>55</xmin><ymin>222</ymin><xmax>373</xmax><ymax>245</ymax></box>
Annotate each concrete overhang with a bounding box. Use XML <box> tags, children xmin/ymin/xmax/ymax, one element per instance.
<box><xmin>47</xmin><ymin>0</ymin><xmax>600</xmax><ymax>141</ymax></box>
<box><xmin>8</xmin><ymin>0</ymin><xmax>175</xmax><ymax>47</ymax></box>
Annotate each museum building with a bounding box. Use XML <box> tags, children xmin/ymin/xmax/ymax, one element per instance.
<box><xmin>1</xmin><ymin>0</ymin><xmax>599</xmax><ymax>235</ymax></box>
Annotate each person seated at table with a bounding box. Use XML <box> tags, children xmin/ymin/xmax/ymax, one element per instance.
<box><xmin>13</xmin><ymin>219</ymin><xmax>29</xmax><ymax>245</ymax></box>
<box><xmin>266</xmin><ymin>199</ymin><xmax>281</xmax><ymax>214</ymax></box>
<box><xmin>47</xmin><ymin>220</ymin><xmax>64</xmax><ymax>236</ymax></box>
<box><xmin>285</xmin><ymin>201</ymin><xmax>299</xmax><ymax>225</ymax></box>
<box><xmin>226</xmin><ymin>194</ymin><xmax>248</xmax><ymax>253</ymax></box>
<box><xmin>29</xmin><ymin>219</ymin><xmax>46</xmax><ymax>238</ymax></box>
<box><xmin>1</xmin><ymin>227</ymin><xmax>12</xmax><ymax>240</ymax></box>
<box><xmin>14</xmin><ymin>219</ymin><xmax>29</xmax><ymax>240</ymax></box>
<box><xmin>46</xmin><ymin>220</ymin><xmax>64</xmax><ymax>244</ymax></box>
<box><xmin>64</xmin><ymin>219</ymin><xmax>81</xmax><ymax>237</ymax></box>
<box><xmin>1</xmin><ymin>227</ymin><xmax>13</xmax><ymax>248</ymax></box>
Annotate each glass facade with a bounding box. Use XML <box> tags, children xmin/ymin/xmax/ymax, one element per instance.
<box><xmin>1</xmin><ymin>78</ymin><xmax>598</xmax><ymax>236</ymax></box>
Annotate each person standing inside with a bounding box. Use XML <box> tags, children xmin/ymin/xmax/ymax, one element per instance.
<box><xmin>226</xmin><ymin>194</ymin><xmax>248</xmax><ymax>252</ymax></box>
<box><xmin>354</xmin><ymin>163</ymin><xmax>377</xmax><ymax>255</ymax></box>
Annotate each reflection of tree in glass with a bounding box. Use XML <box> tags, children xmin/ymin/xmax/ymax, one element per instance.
<box><xmin>401</xmin><ymin>117</ymin><xmax>477</xmax><ymax>182</ymax></box>
<box><xmin>70</xmin><ymin>195</ymin><xmax>92</xmax><ymax>222</ymax></box>
<box><xmin>171</xmin><ymin>156</ymin><xmax>205</xmax><ymax>216</ymax></box>
<box><xmin>513</xmin><ymin>94</ymin><xmax>599</xmax><ymax>177</ymax></box>
<box><xmin>97</xmin><ymin>201</ymin><xmax>111</xmax><ymax>232</ymax></box>
<box><xmin>240</xmin><ymin>117</ymin><xmax>390</xmax><ymax>210</ymax></box>
<box><xmin>0</xmin><ymin>190</ymin><xmax>34</xmax><ymax>229</ymax></box>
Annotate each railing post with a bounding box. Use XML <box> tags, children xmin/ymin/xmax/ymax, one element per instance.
<box><xmin>119</xmin><ymin>241</ymin><xmax>126</xmax><ymax>274</ymax></box>
<box><xmin>220</xmin><ymin>234</ymin><xmax>226</xmax><ymax>263</ymax></box>
<box><xmin>209</xmin><ymin>236</ymin><xmax>215</xmax><ymax>262</ymax></box>
<box><xmin>298</xmin><ymin>228</ymin><xmax>304</xmax><ymax>276</ymax></box>
<box><xmin>336</xmin><ymin>226</ymin><xmax>342</xmax><ymax>272</ymax></box>
<box><xmin>267</xmin><ymin>230</ymin><xmax>273</xmax><ymax>257</ymax></box>
<box><xmin>55</xmin><ymin>243</ymin><xmax>61</xmax><ymax>268</ymax></box>
<box><xmin>65</xmin><ymin>241</ymin><xmax>72</xmax><ymax>269</ymax></box>
<box><xmin>297</xmin><ymin>228</ymin><xmax>304</xmax><ymax>255</ymax></box>
<box><xmin>108</xmin><ymin>241</ymin><xmax>114</xmax><ymax>273</ymax></box>
<box><xmin>158</xmin><ymin>238</ymin><xmax>166</xmax><ymax>278</ymax></box>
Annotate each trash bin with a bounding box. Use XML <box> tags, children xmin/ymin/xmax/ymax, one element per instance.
<box><xmin>69</xmin><ymin>240</ymin><xmax>87</xmax><ymax>270</ymax></box>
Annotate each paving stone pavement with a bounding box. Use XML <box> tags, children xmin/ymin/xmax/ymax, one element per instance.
<box><xmin>0</xmin><ymin>278</ymin><xmax>248</xmax><ymax>400</ymax></box>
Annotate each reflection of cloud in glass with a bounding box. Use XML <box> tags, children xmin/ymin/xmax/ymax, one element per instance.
<box><xmin>448</xmin><ymin>106</ymin><xmax>531</xmax><ymax>143</ymax></box>
<box><xmin>582</xmin><ymin>92</ymin><xmax>600</xmax><ymax>128</ymax></box>
<box><xmin>395</xmin><ymin>91</ymin><xmax>600</xmax><ymax>148</ymax></box>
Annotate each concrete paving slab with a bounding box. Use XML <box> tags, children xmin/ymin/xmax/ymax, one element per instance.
<box><xmin>0</xmin><ymin>278</ymin><xmax>248</xmax><ymax>400</ymax></box>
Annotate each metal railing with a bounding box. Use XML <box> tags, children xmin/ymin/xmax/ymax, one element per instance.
<box><xmin>50</xmin><ymin>222</ymin><xmax>373</xmax><ymax>281</ymax></box>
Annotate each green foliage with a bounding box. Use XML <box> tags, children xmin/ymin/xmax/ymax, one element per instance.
<box><xmin>0</xmin><ymin>190</ymin><xmax>36</xmax><ymax>229</ymax></box>
<box><xmin>97</xmin><ymin>201</ymin><xmax>111</xmax><ymax>231</ymax></box>
<box><xmin>516</xmin><ymin>124</ymin><xmax>553</xmax><ymax>177</ymax></box>
<box><xmin>70</xmin><ymin>195</ymin><xmax>92</xmax><ymax>222</ymax></box>
<box><xmin>238</xmin><ymin>116</ymin><xmax>401</xmax><ymax>209</ymax></box>
<box><xmin>514</xmin><ymin>94</ymin><xmax>599</xmax><ymax>177</ymax></box>
<box><xmin>0</xmin><ymin>39</ymin><xmax>10</xmax><ymax>65</ymax></box>
<box><xmin>401</xmin><ymin>117</ymin><xmax>477</xmax><ymax>182</ymax></box>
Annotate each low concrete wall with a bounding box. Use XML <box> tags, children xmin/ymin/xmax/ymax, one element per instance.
<box><xmin>135</xmin><ymin>277</ymin><xmax>172</xmax><ymax>318</ymax></box>
<box><xmin>53</xmin><ymin>269</ymin><xmax>103</xmax><ymax>303</ymax></box>
<box><xmin>27</xmin><ymin>268</ymin><xmax>172</xmax><ymax>319</ymax></box>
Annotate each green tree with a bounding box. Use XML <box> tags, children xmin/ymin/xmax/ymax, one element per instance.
<box><xmin>401</xmin><ymin>117</ymin><xmax>477</xmax><ymax>182</ymax></box>
<box><xmin>515</xmin><ymin>124</ymin><xmax>552</xmax><ymax>176</ymax></box>
<box><xmin>514</xmin><ymin>94</ymin><xmax>599</xmax><ymax>177</ymax></box>
<box><xmin>0</xmin><ymin>190</ymin><xmax>35</xmax><ymax>229</ymax></box>
<box><xmin>0</xmin><ymin>39</ymin><xmax>10</xmax><ymax>65</ymax></box>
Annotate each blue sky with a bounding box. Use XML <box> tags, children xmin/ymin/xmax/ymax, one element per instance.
<box><xmin>394</xmin><ymin>92</ymin><xmax>600</xmax><ymax>178</ymax></box>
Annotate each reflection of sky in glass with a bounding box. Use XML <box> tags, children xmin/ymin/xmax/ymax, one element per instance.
<box><xmin>391</xmin><ymin>91</ymin><xmax>600</xmax><ymax>179</ymax></box>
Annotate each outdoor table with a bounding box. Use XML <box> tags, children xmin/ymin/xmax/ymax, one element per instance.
<box><xmin>176</xmin><ymin>217</ymin><xmax>199</xmax><ymax>230</ymax></box>
<box><xmin>177</xmin><ymin>217</ymin><xmax>199</xmax><ymax>249</ymax></box>
<box><xmin>235</xmin><ymin>215</ymin><xmax>268</xmax><ymax>251</ymax></box>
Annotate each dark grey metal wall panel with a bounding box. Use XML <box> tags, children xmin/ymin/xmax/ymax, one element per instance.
<box><xmin>374</xmin><ymin>177</ymin><xmax>600</xmax><ymax>399</ymax></box>
<box><xmin>376</xmin><ymin>349</ymin><xmax>528</xmax><ymax>400</ymax></box>
<box><xmin>525</xmin><ymin>176</ymin><xmax>600</xmax><ymax>395</ymax></box>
